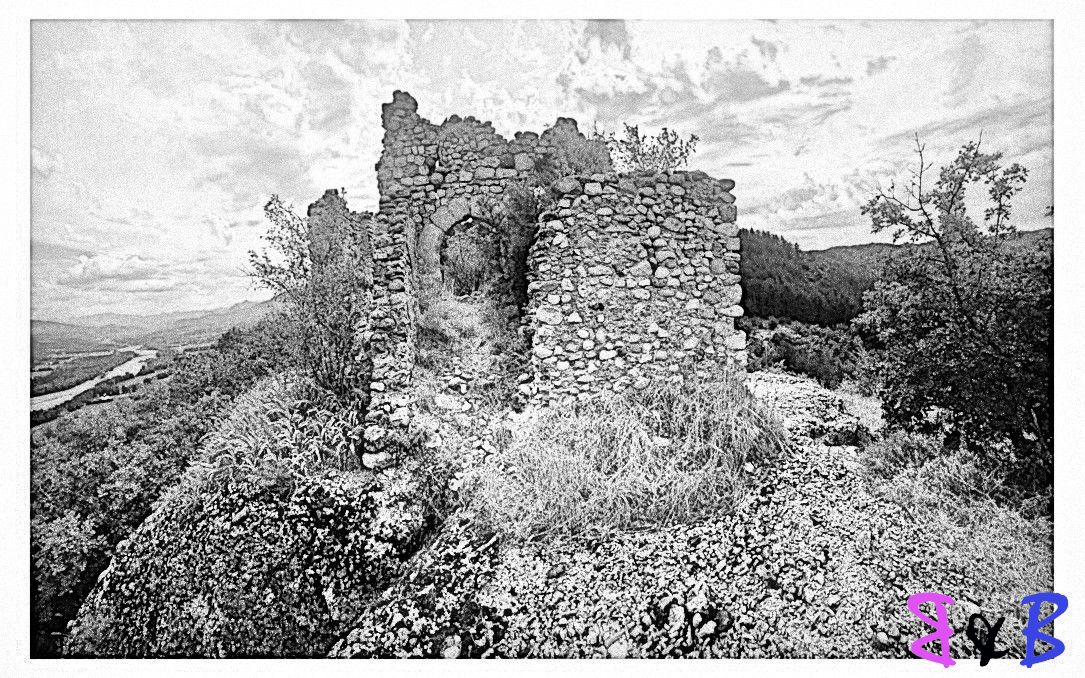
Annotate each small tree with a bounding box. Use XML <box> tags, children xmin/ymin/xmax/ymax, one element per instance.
<box><xmin>607</xmin><ymin>123</ymin><xmax>699</xmax><ymax>173</ymax></box>
<box><xmin>857</xmin><ymin>135</ymin><xmax>1052</xmax><ymax>495</ymax></box>
<box><xmin>249</xmin><ymin>194</ymin><xmax>372</xmax><ymax>402</ymax></box>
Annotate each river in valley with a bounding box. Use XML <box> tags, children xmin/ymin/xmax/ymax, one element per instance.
<box><xmin>30</xmin><ymin>347</ymin><xmax>159</xmax><ymax>413</ymax></box>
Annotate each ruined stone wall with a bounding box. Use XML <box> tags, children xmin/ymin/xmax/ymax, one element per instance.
<box><xmin>304</xmin><ymin>190</ymin><xmax>410</xmax><ymax>465</ymax></box>
<box><xmin>365</xmin><ymin>91</ymin><xmax>608</xmax><ymax>446</ymax></box>
<box><xmin>363</xmin><ymin>91</ymin><xmax>747</xmax><ymax>444</ymax></box>
<box><xmin>521</xmin><ymin>171</ymin><xmax>746</xmax><ymax>405</ymax></box>
<box><xmin>375</xmin><ymin>90</ymin><xmax>596</xmax><ymax>296</ymax></box>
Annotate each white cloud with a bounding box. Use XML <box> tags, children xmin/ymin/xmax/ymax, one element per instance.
<box><xmin>31</xmin><ymin>19</ymin><xmax>1052</xmax><ymax>318</ymax></box>
<box><xmin>31</xmin><ymin>146</ymin><xmax>62</xmax><ymax>178</ymax></box>
<box><xmin>59</xmin><ymin>253</ymin><xmax>161</xmax><ymax>287</ymax></box>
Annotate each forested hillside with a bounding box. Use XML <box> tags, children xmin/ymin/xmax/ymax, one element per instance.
<box><xmin>30</xmin><ymin>318</ymin><xmax>295</xmax><ymax>656</ymax></box>
<box><xmin>738</xmin><ymin>227</ymin><xmax>1052</xmax><ymax>328</ymax></box>
<box><xmin>738</xmin><ymin>229</ymin><xmax>872</xmax><ymax>325</ymax></box>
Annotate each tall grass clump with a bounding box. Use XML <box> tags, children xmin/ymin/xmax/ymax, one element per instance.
<box><xmin>469</xmin><ymin>374</ymin><xmax>786</xmax><ymax>541</ymax></box>
<box><xmin>861</xmin><ymin>430</ymin><xmax>1052</xmax><ymax>655</ymax></box>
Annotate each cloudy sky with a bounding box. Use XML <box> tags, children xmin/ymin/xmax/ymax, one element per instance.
<box><xmin>31</xmin><ymin>20</ymin><xmax>1052</xmax><ymax>321</ymax></box>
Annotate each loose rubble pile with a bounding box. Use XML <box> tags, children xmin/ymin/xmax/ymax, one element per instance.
<box><xmin>331</xmin><ymin>372</ymin><xmax>1030</xmax><ymax>659</ymax></box>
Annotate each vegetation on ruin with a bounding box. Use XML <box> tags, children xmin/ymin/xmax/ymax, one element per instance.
<box><xmin>605</xmin><ymin>123</ymin><xmax>700</xmax><ymax>173</ymax></box>
<box><xmin>545</xmin><ymin>123</ymin><xmax>614</xmax><ymax>177</ymax></box>
<box><xmin>250</xmin><ymin>194</ymin><xmax>372</xmax><ymax>403</ymax></box>
<box><xmin>468</xmin><ymin>374</ymin><xmax>787</xmax><ymax>541</ymax></box>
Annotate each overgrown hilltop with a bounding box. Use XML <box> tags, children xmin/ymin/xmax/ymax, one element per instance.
<box><xmin>52</xmin><ymin>94</ymin><xmax>1053</xmax><ymax>660</ymax></box>
<box><xmin>61</xmin><ymin>91</ymin><xmax>758</xmax><ymax>656</ymax></box>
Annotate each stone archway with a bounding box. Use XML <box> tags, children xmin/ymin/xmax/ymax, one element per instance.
<box><xmin>418</xmin><ymin>196</ymin><xmax>501</xmax><ymax>297</ymax></box>
<box><xmin>418</xmin><ymin>197</ymin><xmax>470</xmax><ymax>295</ymax></box>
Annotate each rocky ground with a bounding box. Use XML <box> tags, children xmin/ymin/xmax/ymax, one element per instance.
<box><xmin>330</xmin><ymin>371</ymin><xmax>1036</xmax><ymax>659</ymax></box>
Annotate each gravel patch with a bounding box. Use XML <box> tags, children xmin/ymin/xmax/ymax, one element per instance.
<box><xmin>330</xmin><ymin>372</ymin><xmax>1038</xmax><ymax>659</ymax></box>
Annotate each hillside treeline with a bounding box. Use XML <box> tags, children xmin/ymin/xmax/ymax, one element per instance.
<box><xmin>738</xmin><ymin>229</ymin><xmax>873</xmax><ymax>326</ymax></box>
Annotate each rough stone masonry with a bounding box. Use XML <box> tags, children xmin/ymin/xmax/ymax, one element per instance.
<box><xmin>319</xmin><ymin>91</ymin><xmax>747</xmax><ymax>458</ymax></box>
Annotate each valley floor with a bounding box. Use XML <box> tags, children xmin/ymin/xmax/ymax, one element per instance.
<box><xmin>331</xmin><ymin>372</ymin><xmax>1051</xmax><ymax>659</ymax></box>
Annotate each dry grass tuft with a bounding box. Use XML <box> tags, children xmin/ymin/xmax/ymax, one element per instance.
<box><xmin>867</xmin><ymin>438</ymin><xmax>1053</xmax><ymax>628</ymax></box>
<box><xmin>468</xmin><ymin>373</ymin><xmax>787</xmax><ymax>541</ymax></box>
<box><xmin>198</xmin><ymin>374</ymin><xmax>366</xmax><ymax>483</ymax></box>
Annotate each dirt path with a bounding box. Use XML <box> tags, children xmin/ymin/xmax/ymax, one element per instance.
<box><xmin>331</xmin><ymin>372</ymin><xmax>1033</xmax><ymax>659</ymax></box>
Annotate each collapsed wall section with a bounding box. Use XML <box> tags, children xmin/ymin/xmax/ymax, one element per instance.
<box><xmin>521</xmin><ymin>171</ymin><xmax>746</xmax><ymax>405</ymax></box>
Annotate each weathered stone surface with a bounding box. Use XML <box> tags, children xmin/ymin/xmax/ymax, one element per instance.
<box><xmin>536</xmin><ymin>306</ymin><xmax>564</xmax><ymax>325</ymax></box>
<box><xmin>514</xmin><ymin>153</ymin><xmax>535</xmax><ymax>171</ymax></box>
<box><xmin>724</xmin><ymin>331</ymin><xmax>747</xmax><ymax>351</ymax></box>
<box><xmin>552</xmin><ymin>177</ymin><xmax>582</xmax><ymax>195</ymax></box>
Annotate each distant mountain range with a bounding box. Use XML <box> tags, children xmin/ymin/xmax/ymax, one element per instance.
<box><xmin>811</xmin><ymin>226</ymin><xmax>1052</xmax><ymax>281</ymax></box>
<box><xmin>32</xmin><ymin>298</ymin><xmax>281</xmax><ymax>361</ymax></box>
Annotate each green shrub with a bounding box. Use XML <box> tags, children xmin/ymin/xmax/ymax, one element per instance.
<box><xmin>744</xmin><ymin>318</ymin><xmax>872</xmax><ymax>390</ymax></box>
<box><xmin>468</xmin><ymin>374</ymin><xmax>786</xmax><ymax>541</ymax></box>
<box><xmin>542</xmin><ymin>122</ymin><xmax>614</xmax><ymax>177</ymax></box>
<box><xmin>860</xmin><ymin>429</ymin><xmax>942</xmax><ymax>481</ymax></box>
<box><xmin>64</xmin><ymin>376</ymin><xmax>447</xmax><ymax>657</ymax></box>
<box><xmin>250</xmin><ymin>192</ymin><xmax>372</xmax><ymax>403</ymax></box>
<box><xmin>31</xmin><ymin>512</ymin><xmax>107</xmax><ymax>630</ymax></box>
<box><xmin>607</xmin><ymin>123</ymin><xmax>698</xmax><ymax>173</ymax></box>
<box><xmin>858</xmin><ymin>138</ymin><xmax>1052</xmax><ymax>496</ymax></box>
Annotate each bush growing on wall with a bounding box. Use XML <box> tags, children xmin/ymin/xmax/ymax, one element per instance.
<box><xmin>606</xmin><ymin>123</ymin><xmax>699</xmax><ymax>173</ymax></box>
<box><xmin>539</xmin><ymin>121</ymin><xmax>614</xmax><ymax>178</ymax></box>
<box><xmin>250</xmin><ymin>193</ymin><xmax>372</xmax><ymax>403</ymax></box>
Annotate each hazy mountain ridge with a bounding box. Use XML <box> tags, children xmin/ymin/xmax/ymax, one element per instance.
<box><xmin>32</xmin><ymin>297</ymin><xmax>281</xmax><ymax>360</ymax></box>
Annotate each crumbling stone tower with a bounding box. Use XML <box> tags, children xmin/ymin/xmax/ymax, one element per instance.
<box><xmin>359</xmin><ymin>91</ymin><xmax>746</xmax><ymax>452</ymax></box>
<box><xmin>523</xmin><ymin>172</ymin><xmax>743</xmax><ymax>404</ymax></box>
